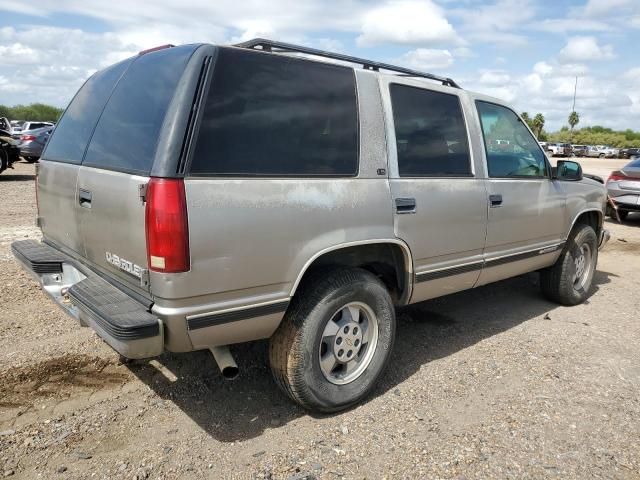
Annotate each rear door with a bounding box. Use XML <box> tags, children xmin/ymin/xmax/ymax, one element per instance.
<box><xmin>383</xmin><ymin>81</ymin><xmax>488</xmax><ymax>303</ymax></box>
<box><xmin>38</xmin><ymin>59</ymin><xmax>132</xmax><ymax>256</ymax></box>
<box><xmin>76</xmin><ymin>46</ymin><xmax>195</xmax><ymax>290</ymax></box>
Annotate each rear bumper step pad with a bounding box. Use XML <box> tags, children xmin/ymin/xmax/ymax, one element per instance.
<box><xmin>11</xmin><ymin>239</ymin><xmax>65</xmax><ymax>274</ymax></box>
<box><xmin>68</xmin><ymin>277</ymin><xmax>159</xmax><ymax>341</ymax></box>
<box><xmin>11</xmin><ymin>239</ymin><xmax>162</xmax><ymax>359</ymax></box>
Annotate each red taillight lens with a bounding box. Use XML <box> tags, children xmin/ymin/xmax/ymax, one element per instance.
<box><xmin>21</xmin><ymin>135</ymin><xmax>36</xmax><ymax>141</ymax></box>
<box><xmin>607</xmin><ymin>171</ymin><xmax>625</xmax><ymax>182</ymax></box>
<box><xmin>145</xmin><ymin>178</ymin><xmax>190</xmax><ymax>273</ymax></box>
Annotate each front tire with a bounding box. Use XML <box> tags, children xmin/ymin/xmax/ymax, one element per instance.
<box><xmin>24</xmin><ymin>156</ymin><xmax>39</xmax><ymax>163</ymax></box>
<box><xmin>540</xmin><ymin>224</ymin><xmax>598</xmax><ymax>305</ymax></box>
<box><xmin>269</xmin><ymin>267</ymin><xmax>396</xmax><ymax>412</ymax></box>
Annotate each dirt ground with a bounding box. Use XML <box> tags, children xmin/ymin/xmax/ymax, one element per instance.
<box><xmin>1</xmin><ymin>158</ymin><xmax>639</xmax><ymax>479</ymax></box>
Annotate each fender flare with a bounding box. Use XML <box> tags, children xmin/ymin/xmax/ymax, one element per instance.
<box><xmin>290</xmin><ymin>238</ymin><xmax>414</xmax><ymax>305</ymax></box>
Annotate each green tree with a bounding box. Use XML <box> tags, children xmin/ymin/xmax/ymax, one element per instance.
<box><xmin>532</xmin><ymin>113</ymin><xmax>545</xmax><ymax>139</ymax></box>
<box><xmin>568</xmin><ymin>111</ymin><xmax>579</xmax><ymax>141</ymax></box>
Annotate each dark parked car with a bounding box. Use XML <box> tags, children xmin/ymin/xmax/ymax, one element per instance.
<box><xmin>606</xmin><ymin>157</ymin><xmax>640</xmax><ymax>220</ymax></box>
<box><xmin>619</xmin><ymin>147</ymin><xmax>640</xmax><ymax>159</ymax></box>
<box><xmin>0</xmin><ymin>134</ymin><xmax>20</xmax><ymax>174</ymax></box>
<box><xmin>18</xmin><ymin>126</ymin><xmax>53</xmax><ymax>162</ymax></box>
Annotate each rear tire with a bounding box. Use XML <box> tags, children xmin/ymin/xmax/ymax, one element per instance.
<box><xmin>269</xmin><ymin>267</ymin><xmax>395</xmax><ymax>412</ymax></box>
<box><xmin>540</xmin><ymin>224</ymin><xmax>598</xmax><ymax>306</ymax></box>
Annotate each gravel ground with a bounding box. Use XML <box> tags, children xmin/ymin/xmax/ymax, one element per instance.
<box><xmin>1</xmin><ymin>158</ymin><xmax>639</xmax><ymax>479</ymax></box>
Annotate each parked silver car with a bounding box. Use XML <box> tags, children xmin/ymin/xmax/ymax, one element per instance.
<box><xmin>18</xmin><ymin>125</ymin><xmax>53</xmax><ymax>162</ymax></box>
<box><xmin>606</xmin><ymin>157</ymin><xmax>640</xmax><ymax>220</ymax></box>
<box><xmin>12</xmin><ymin>40</ymin><xmax>609</xmax><ymax>412</ymax></box>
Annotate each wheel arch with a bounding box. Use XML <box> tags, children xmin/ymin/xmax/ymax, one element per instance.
<box><xmin>567</xmin><ymin>209</ymin><xmax>603</xmax><ymax>239</ymax></box>
<box><xmin>290</xmin><ymin>239</ymin><xmax>414</xmax><ymax>306</ymax></box>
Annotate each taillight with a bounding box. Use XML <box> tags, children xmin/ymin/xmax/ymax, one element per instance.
<box><xmin>607</xmin><ymin>171</ymin><xmax>625</xmax><ymax>183</ymax></box>
<box><xmin>145</xmin><ymin>178</ymin><xmax>190</xmax><ymax>273</ymax></box>
<box><xmin>21</xmin><ymin>134</ymin><xmax>36</xmax><ymax>141</ymax></box>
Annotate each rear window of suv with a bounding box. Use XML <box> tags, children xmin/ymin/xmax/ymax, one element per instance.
<box><xmin>188</xmin><ymin>48</ymin><xmax>358</xmax><ymax>176</ymax></box>
<box><xmin>83</xmin><ymin>45</ymin><xmax>194</xmax><ymax>174</ymax></box>
<box><xmin>43</xmin><ymin>59</ymin><xmax>132</xmax><ymax>164</ymax></box>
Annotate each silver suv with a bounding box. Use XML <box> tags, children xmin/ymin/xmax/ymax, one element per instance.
<box><xmin>12</xmin><ymin>39</ymin><xmax>609</xmax><ymax>412</ymax></box>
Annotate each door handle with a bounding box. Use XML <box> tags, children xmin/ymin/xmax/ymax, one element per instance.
<box><xmin>489</xmin><ymin>194</ymin><xmax>503</xmax><ymax>208</ymax></box>
<box><xmin>395</xmin><ymin>197</ymin><xmax>417</xmax><ymax>214</ymax></box>
<box><xmin>78</xmin><ymin>189</ymin><xmax>92</xmax><ymax>209</ymax></box>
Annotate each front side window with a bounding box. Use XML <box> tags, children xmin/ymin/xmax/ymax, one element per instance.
<box><xmin>390</xmin><ymin>84</ymin><xmax>471</xmax><ymax>177</ymax></box>
<box><xmin>476</xmin><ymin>101</ymin><xmax>547</xmax><ymax>178</ymax></box>
<box><xmin>189</xmin><ymin>48</ymin><xmax>358</xmax><ymax>176</ymax></box>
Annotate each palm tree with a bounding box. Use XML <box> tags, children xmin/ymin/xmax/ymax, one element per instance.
<box><xmin>568</xmin><ymin>111</ymin><xmax>580</xmax><ymax>141</ymax></box>
<box><xmin>533</xmin><ymin>113</ymin><xmax>545</xmax><ymax>139</ymax></box>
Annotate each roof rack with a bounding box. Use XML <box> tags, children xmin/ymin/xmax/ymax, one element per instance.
<box><xmin>234</xmin><ymin>38</ymin><xmax>461</xmax><ymax>89</ymax></box>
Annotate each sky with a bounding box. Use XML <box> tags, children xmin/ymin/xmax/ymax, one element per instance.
<box><xmin>0</xmin><ymin>0</ymin><xmax>638</xmax><ymax>131</ymax></box>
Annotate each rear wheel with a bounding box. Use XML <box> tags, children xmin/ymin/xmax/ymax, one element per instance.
<box><xmin>599</xmin><ymin>153</ymin><xmax>605</xmax><ymax>158</ymax></box>
<box><xmin>540</xmin><ymin>224</ymin><xmax>598</xmax><ymax>305</ymax></box>
<box><xmin>269</xmin><ymin>267</ymin><xmax>395</xmax><ymax>412</ymax></box>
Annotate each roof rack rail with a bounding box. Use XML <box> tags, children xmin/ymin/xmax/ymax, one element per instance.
<box><xmin>234</xmin><ymin>38</ymin><xmax>461</xmax><ymax>89</ymax></box>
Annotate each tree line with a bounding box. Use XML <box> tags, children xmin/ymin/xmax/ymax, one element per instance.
<box><xmin>2</xmin><ymin>102</ymin><xmax>639</xmax><ymax>148</ymax></box>
<box><xmin>521</xmin><ymin>110</ymin><xmax>640</xmax><ymax>148</ymax></box>
<box><xmin>0</xmin><ymin>103</ymin><xmax>64</xmax><ymax>123</ymax></box>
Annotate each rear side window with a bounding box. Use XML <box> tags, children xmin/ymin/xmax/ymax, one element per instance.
<box><xmin>390</xmin><ymin>84</ymin><xmax>471</xmax><ymax>177</ymax></box>
<box><xmin>83</xmin><ymin>46</ymin><xmax>194</xmax><ymax>174</ymax></box>
<box><xmin>43</xmin><ymin>59</ymin><xmax>131</xmax><ymax>164</ymax></box>
<box><xmin>189</xmin><ymin>48</ymin><xmax>358</xmax><ymax>176</ymax></box>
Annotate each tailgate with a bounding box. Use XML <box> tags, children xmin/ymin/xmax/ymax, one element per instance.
<box><xmin>37</xmin><ymin>44</ymin><xmax>197</xmax><ymax>294</ymax></box>
<box><xmin>76</xmin><ymin>168</ymin><xmax>150</xmax><ymax>289</ymax></box>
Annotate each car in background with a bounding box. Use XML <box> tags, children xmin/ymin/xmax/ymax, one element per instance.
<box><xmin>586</xmin><ymin>145</ymin><xmax>617</xmax><ymax>158</ymax></box>
<box><xmin>0</xmin><ymin>133</ymin><xmax>20</xmax><ymax>174</ymax></box>
<box><xmin>571</xmin><ymin>144</ymin><xmax>588</xmax><ymax>157</ymax></box>
<box><xmin>547</xmin><ymin>143</ymin><xmax>572</xmax><ymax>156</ymax></box>
<box><xmin>11</xmin><ymin>121</ymin><xmax>54</xmax><ymax>139</ymax></box>
<box><xmin>606</xmin><ymin>157</ymin><xmax>640</xmax><ymax>220</ymax></box>
<box><xmin>18</xmin><ymin>125</ymin><xmax>53</xmax><ymax>162</ymax></box>
<box><xmin>619</xmin><ymin>147</ymin><xmax>640</xmax><ymax>159</ymax></box>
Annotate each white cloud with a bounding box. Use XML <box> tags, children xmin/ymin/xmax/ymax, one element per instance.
<box><xmin>582</xmin><ymin>0</ymin><xmax>635</xmax><ymax>17</ymax></box>
<box><xmin>533</xmin><ymin>61</ymin><xmax>553</xmax><ymax>76</ymax></box>
<box><xmin>534</xmin><ymin>19</ymin><xmax>612</xmax><ymax>33</ymax></box>
<box><xmin>452</xmin><ymin>0</ymin><xmax>535</xmax><ymax>46</ymax></box>
<box><xmin>558</xmin><ymin>36</ymin><xmax>615</xmax><ymax>63</ymax></box>
<box><xmin>478</xmin><ymin>70</ymin><xmax>510</xmax><ymax>85</ymax></box>
<box><xmin>397</xmin><ymin>48</ymin><xmax>454</xmax><ymax>70</ymax></box>
<box><xmin>357</xmin><ymin>0</ymin><xmax>459</xmax><ymax>47</ymax></box>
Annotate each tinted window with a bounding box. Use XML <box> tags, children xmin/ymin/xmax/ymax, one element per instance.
<box><xmin>43</xmin><ymin>59</ymin><xmax>131</xmax><ymax>164</ymax></box>
<box><xmin>189</xmin><ymin>48</ymin><xmax>358</xmax><ymax>176</ymax></box>
<box><xmin>83</xmin><ymin>45</ymin><xmax>194</xmax><ymax>174</ymax></box>
<box><xmin>476</xmin><ymin>101</ymin><xmax>548</xmax><ymax>178</ymax></box>
<box><xmin>389</xmin><ymin>84</ymin><xmax>471</xmax><ymax>177</ymax></box>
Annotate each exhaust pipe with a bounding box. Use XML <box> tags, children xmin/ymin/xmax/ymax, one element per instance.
<box><xmin>209</xmin><ymin>346</ymin><xmax>239</xmax><ymax>380</ymax></box>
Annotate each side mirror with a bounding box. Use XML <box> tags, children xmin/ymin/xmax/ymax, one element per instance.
<box><xmin>554</xmin><ymin>160</ymin><xmax>582</xmax><ymax>181</ymax></box>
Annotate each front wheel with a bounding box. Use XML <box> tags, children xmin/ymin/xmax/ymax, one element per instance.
<box><xmin>540</xmin><ymin>224</ymin><xmax>598</xmax><ymax>305</ymax></box>
<box><xmin>24</xmin><ymin>156</ymin><xmax>39</xmax><ymax>163</ymax></box>
<box><xmin>269</xmin><ymin>267</ymin><xmax>396</xmax><ymax>412</ymax></box>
